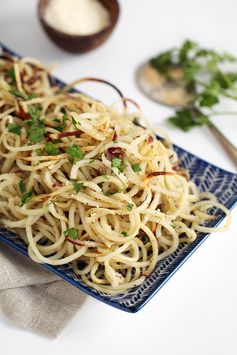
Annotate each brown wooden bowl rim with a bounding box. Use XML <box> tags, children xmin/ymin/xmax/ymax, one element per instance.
<box><xmin>38</xmin><ymin>0</ymin><xmax>120</xmax><ymax>39</ymax></box>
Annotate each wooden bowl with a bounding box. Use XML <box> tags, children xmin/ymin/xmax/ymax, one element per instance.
<box><xmin>38</xmin><ymin>0</ymin><xmax>120</xmax><ymax>53</ymax></box>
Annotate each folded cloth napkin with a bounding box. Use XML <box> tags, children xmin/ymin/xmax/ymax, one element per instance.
<box><xmin>0</xmin><ymin>242</ymin><xmax>86</xmax><ymax>337</ymax></box>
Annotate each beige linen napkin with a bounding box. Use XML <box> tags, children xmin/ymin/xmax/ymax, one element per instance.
<box><xmin>0</xmin><ymin>242</ymin><xmax>86</xmax><ymax>337</ymax></box>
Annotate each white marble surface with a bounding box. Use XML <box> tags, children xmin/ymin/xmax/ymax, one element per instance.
<box><xmin>0</xmin><ymin>1</ymin><xmax>237</xmax><ymax>354</ymax></box>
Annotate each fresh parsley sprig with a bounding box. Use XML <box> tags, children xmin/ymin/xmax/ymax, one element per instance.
<box><xmin>150</xmin><ymin>40</ymin><xmax>237</xmax><ymax>131</ymax></box>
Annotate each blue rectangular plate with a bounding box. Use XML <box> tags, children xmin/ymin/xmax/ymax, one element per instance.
<box><xmin>0</xmin><ymin>43</ymin><xmax>237</xmax><ymax>313</ymax></box>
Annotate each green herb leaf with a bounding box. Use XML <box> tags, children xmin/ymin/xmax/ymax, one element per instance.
<box><xmin>151</xmin><ymin>40</ymin><xmax>237</xmax><ymax>131</ymax></box>
<box><xmin>21</xmin><ymin>188</ymin><xmax>34</xmax><ymax>206</ymax></box>
<box><xmin>111</xmin><ymin>157</ymin><xmax>123</xmax><ymax>173</ymax></box>
<box><xmin>28</xmin><ymin>122</ymin><xmax>45</xmax><ymax>143</ymax></box>
<box><xmin>8</xmin><ymin>123</ymin><xmax>22</xmax><ymax>135</ymax></box>
<box><xmin>28</xmin><ymin>106</ymin><xmax>42</xmax><ymax>121</ymax></box>
<box><xmin>35</xmin><ymin>148</ymin><xmax>44</xmax><ymax>156</ymax></box>
<box><xmin>72</xmin><ymin>116</ymin><xmax>79</xmax><ymax>128</ymax></box>
<box><xmin>122</xmin><ymin>231</ymin><xmax>128</xmax><ymax>237</ymax></box>
<box><xmin>10</xmin><ymin>88</ymin><xmax>29</xmax><ymax>100</ymax></box>
<box><xmin>63</xmin><ymin>227</ymin><xmax>78</xmax><ymax>240</ymax></box>
<box><xmin>60</xmin><ymin>107</ymin><xmax>66</xmax><ymax>114</ymax></box>
<box><xmin>142</xmin><ymin>235</ymin><xmax>149</xmax><ymax>244</ymax></box>
<box><xmin>127</xmin><ymin>203</ymin><xmax>134</xmax><ymax>211</ymax></box>
<box><xmin>54</xmin><ymin>116</ymin><xmax>67</xmax><ymax>132</ymax></box>
<box><xmin>179</xmin><ymin>40</ymin><xmax>197</xmax><ymax>63</ymax></box>
<box><xmin>66</xmin><ymin>145</ymin><xmax>85</xmax><ymax>163</ymax></box>
<box><xmin>53</xmin><ymin>118</ymin><xmax>61</xmax><ymax>123</ymax></box>
<box><xmin>215</xmin><ymin>71</ymin><xmax>233</xmax><ymax>89</ymax></box>
<box><xmin>132</xmin><ymin>163</ymin><xmax>141</xmax><ymax>172</ymax></box>
<box><xmin>150</xmin><ymin>50</ymin><xmax>173</xmax><ymax>77</ymax></box>
<box><xmin>6</xmin><ymin>68</ymin><xmax>16</xmax><ymax>84</ymax></box>
<box><xmin>29</xmin><ymin>93</ymin><xmax>38</xmax><ymax>99</ymax></box>
<box><xmin>199</xmin><ymin>93</ymin><xmax>219</xmax><ymax>107</ymax></box>
<box><xmin>19</xmin><ymin>180</ymin><xmax>26</xmax><ymax>194</ymax></box>
<box><xmin>168</xmin><ymin>107</ymin><xmax>209</xmax><ymax>131</ymax></box>
<box><xmin>183</xmin><ymin>60</ymin><xmax>201</xmax><ymax>82</ymax></box>
<box><xmin>45</xmin><ymin>142</ymin><xmax>59</xmax><ymax>156</ymax></box>
<box><xmin>73</xmin><ymin>182</ymin><xmax>83</xmax><ymax>193</ymax></box>
<box><xmin>27</xmin><ymin>106</ymin><xmax>45</xmax><ymax>143</ymax></box>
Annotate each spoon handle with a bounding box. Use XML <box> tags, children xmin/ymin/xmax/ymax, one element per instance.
<box><xmin>208</xmin><ymin>122</ymin><xmax>237</xmax><ymax>168</ymax></box>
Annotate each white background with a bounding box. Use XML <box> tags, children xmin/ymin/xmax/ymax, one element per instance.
<box><xmin>0</xmin><ymin>0</ymin><xmax>237</xmax><ymax>354</ymax></box>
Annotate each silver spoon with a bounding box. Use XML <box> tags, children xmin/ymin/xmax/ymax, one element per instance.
<box><xmin>136</xmin><ymin>62</ymin><xmax>237</xmax><ymax>168</ymax></box>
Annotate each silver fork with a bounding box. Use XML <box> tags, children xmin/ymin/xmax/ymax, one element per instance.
<box><xmin>208</xmin><ymin>122</ymin><xmax>237</xmax><ymax>168</ymax></box>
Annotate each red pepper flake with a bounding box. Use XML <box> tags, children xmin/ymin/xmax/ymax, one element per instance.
<box><xmin>0</xmin><ymin>53</ymin><xmax>14</xmax><ymax>61</ymax></box>
<box><xmin>146</xmin><ymin>171</ymin><xmax>174</xmax><ymax>179</ymax></box>
<box><xmin>14</xmin><ymin>169</ymin><xmax>23</xmax><ymax>174</ymax></box>
<box><xmin>147</xmin><ymin>136</ymin><xmax>154</xmax><ymax>144</ymax></box>
<box><xmin>58</xmin><ymin>129</ymin><xmax>82</xmax><ymax>138</ymax></box>
<box><xmin>20</xmin><ymin>69</ymin><xmax>27</xmax><ymax>82</ymax></box>
<box><xmin>25</xmin><ymin>74</ymin><xmax>40</xmax><ymax>86</ymax></box>
<box><xmin>112</xmin><ymin>131</ymin><xmax>118</xmax><ymax>141</ymax></box>
<box><xmin>39</xmin><ymin>194</ymin><xmax>51</xmax><ymax>201</ymax></box>
<box><xmin>106</xmin><ymin>147</ymin><xmax>124</xmax><ymax>161</ymax></box>
<box><xmin>15</xmin><ymin>108</ymin><xmax>30</xmax><ymax>120</ymax></box>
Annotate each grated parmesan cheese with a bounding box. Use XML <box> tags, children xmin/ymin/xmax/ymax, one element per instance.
<box><xmin>44</xmin><ymin>0</ymin><xmax>110</xmax><ymax>36</ymax></box>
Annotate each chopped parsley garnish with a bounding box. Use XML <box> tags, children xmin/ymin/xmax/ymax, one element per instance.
<box><xmin>54</xmin><ymin>115</ymin><xmax>67</xmax><ymax>132</ymax></box>
<box><xmin>72</xmin><ymin>116</ymin><xmax>79</xmax><ymax>128</ymax></box>
<box><xmin>7</xmin><ymin>123</ymin><xmax>22</xmax><ymax>136</ymax></box>
<box><xmin>73</xmin><ymin>182</ymin><xmax>83</xmax><ymax>193</ymax></box>
<box><xmin>66</xmin><ymin>144</ymin><xmax>85</xmax><ymax>164</ymax></box>
<box><xmin>21</xmin><ymin>189</ymin><xmax>34</xmax><ymax>205</ymax></box>
<box><xmin>44</xmin><ymin>142</ymin><xmax>59</xmax><ymax>156</ymax></box>
<box><xmin>111</xmin><ymin>157</ymin><xmax>123</xmax><ymax>173</ymax></box>
<box><xmin>63</xmin><ymin>227</ymin><xmax>78</xmax><ymax>240</ymax></box>
<box><xmin>27</xmin><ymin>106</ymin><xmax>45</xmax><ymax>143</ymax></box>
<box><xmin>122</xmin><ymin>231</ymin><xmax>128</xmax><ymax>237</ymax></box>
<box><xmin>126</xmin><ymin>203</ymin><xmax>134</xmax><ymax>211</ymax></box>
<box><xmin>10</xmin><ymin>88</ymin><xmax>29</xmax><ymax>100</ymax></box>
<box><xmin>89</xmin><ymin>160</ymin><xmax>95</xmax><ymax>164</ymax></box>
<box><xmin>142</xmin><ymin>235</ymin><xmax>149</xmax><ymax>244</ymax></box>
<box><xmin>19</xmin><ymin>180</ymin><xmax>26</xmax><ymax>194</ymax></box>
<box><xmin>53</xmin><ymin>118</ymin><xmax>61</xmax><ymax>123</ymax></box>
<box><xmin>29</xmin><ymin>93</ymin><xmax>38</xmax><ymax>99</ymax></box>
<box><xmin>132</xmin><ymin>163</ymin><xmax>141</xmax><ymax>172</ymax></box>
<box><xmin>6</xmin><ymin>68</ymin><xmax>16</xmax><ymax>84</ymax></box>
<box><xmin>19</xmin><ymin>180</ymin><xmax>34</xmax><ymax>205</ymax></box>
<box><xmin>35</xmin><ymin>148</ymin><xmax>44</xmax><ymax>156</ymax></box>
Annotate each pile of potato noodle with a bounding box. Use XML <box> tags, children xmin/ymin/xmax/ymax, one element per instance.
<box><xmin>0</xmin><ymin>54</ymin><xmax>231</xmax><ymax>295</ymax></box>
